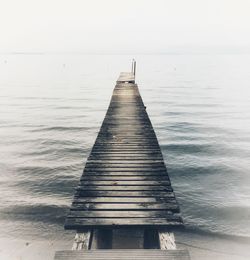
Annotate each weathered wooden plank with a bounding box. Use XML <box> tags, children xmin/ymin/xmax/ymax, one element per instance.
<box><xmin>72</xmin><ymin>197</ymin><xmax>177</xmax><ymax>203</ymax></box>
<box><xmin>95</xmin><ymin>135</ymin><xmax>156</xmax><ymax>139</ymax></box>
<box><xmin>92</xmin><ymin>148</ymin><xmax>160</xmax><ymax>151</ymax></box>
<box><xmin>83</xmin><ymin>169</ymin><xmax>167</xmax><ymax>174</ymax></box>
<box><xmin>85</xmin><ymin>161</ymin><xmax>165</xmax><ymax>165</ymax></box>
<box><xmin>83</xmin><ymin>168</ymin><xmax>167</xmax><ymax>172</ymax></box>
<box><xmin>92</xmin><ymin>147</ymin><xmax>160</xmax><ymax>150</ymax></box>
<box><xmin>87</xmin><ymin>160</ymin><xmax>165</xmax><ymax>164</ymax></box>
<box><xmin>74</xmin><ymin>190</ymin><xmax>175</xmax><ymax>198</ymax></box>
<box><xmin>99</xmin><ymin>122</ymin><xmax>155</xmax><ymax>125</ymax></box>
<box><xmin>55</xmin><ymin>249</ymin><xmax>191</xmax><ymax>260</ymax></box>
<box><xmin>98</xmin><ymin>130</ymin><xmax>155</xmax><ymax>133</ymax></box>
<box><xmin>95</xmin><ymin>139</ymin><xmax>158</xmax><ymax>143</ymax></box>
<box><xmin>68</xmin><ymin>211</ymin><xmax>179</xmax><ymax>219</ymax></box>
<box><xmin>76</xmin><ymin>186</ymin><xmax>173</xmax><ymax>192</ymax></box>
<box><xmin>92</xmin><ymin>153</ymin><xmax>159</xmax><ymax>156</ymax></box>
<box><xmin>82</xmin><ymin>171</ymin><xmax>168</xmax><ymax>176</ymax></box>
<box><xmin>93</xmin><ymin>148</ymin><xmax>158</xmax><ymax>153</ymax></box>
<box><xmin>78</xmin><ymin>180</ymin><xmax>170</xmax><ymax>186</ymax></box>
<box><xmin>80</xmin><ymin>176</ymin><xmax>169</xmax><ymax>181</ymax></box>
<box><xmin>84</xmin><ymin>168</ymin><xmax>167</xmax><ymax>172</ymax></box>
<box><xmin>91</xmin><ymin>150</ymin><xmax>162</xmax><ymax>154</ymax></box>
<box><xmin>90</xmin><ymin>151</ymin><xmax>162</xmax><ymax>155</ymax></box>
<box><xmin>88</xmin><ymin>156</ymin><xmax>163</xmax><ymax>160</ymax></box>
<box><xmin>97</xmin><ymin>135</ymin><xmax>156</xmax><ymax>139</ymax></box>
<box><xmin>71</xmin><ymin>203</ymin><xmax>179</xmax><ymax>212</ymax></box>
<box><xmin>72</xmin><ymin>230</ymin><xmax>92</xmax><ymax>250</ymax></box>
<box><xmin>85</xmin><ymin>164</ymin><xmax>166</xmax><ymax>169</ymax></box>
<box><xmin>93</xmin><ymin>143</ymin><xmax>159</xmax><ymax>146</ymax></box>
<box><xmin>65</xmin><ymin>217</ymin><xmax>183</xmax><ymax>229</ymax></box>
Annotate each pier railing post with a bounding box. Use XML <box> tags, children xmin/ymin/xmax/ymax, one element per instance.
<box><xmin>132</xmin><ymin>59</ymin><xmax>136</xmax><ymax>77</ymax></box>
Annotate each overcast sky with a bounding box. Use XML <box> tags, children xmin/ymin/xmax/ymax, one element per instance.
<box><xmin>1</xmin><ymin>0</ymin><xmax>250</xmax><ymax>53</ymax></box>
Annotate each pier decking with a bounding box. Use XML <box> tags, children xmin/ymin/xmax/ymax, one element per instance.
<box><xmin>64</xmin><ymin>76</ymin><xmax>182</xmax><ymax>229</ymax></box>
<box><xmin>55</xmin><ymin>249</ymin><xmax>190</xmax><ymax>260</ymax></box>
<box><xmin>55</xmin><ymin>66</ymin><xmax>190</xmax><ymax>259</ymax></box>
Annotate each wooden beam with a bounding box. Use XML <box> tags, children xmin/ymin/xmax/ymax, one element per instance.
<box><xmin>55</xmin><ymin>249</ymin><xmax>191</xmax><ymax>260</ymax></box>
<box><xmin>158</xmin><ymin>230</ymin><xmax>176</xmax><ymax>250</ymax></box>
<box><xmin>72</xmin><ymin>230</ymin><xmax>93</xmax><ymax>250</ymax></box>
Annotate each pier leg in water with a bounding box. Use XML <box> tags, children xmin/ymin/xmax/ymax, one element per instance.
<box><xmin>158</xmin><ymin>229</ymin><xmax>177</xmax><ymax>250</ymax></box>
<box><xmin>72</xmin><ymin>230</ymin><xmax>93</xmax><ymax>250</ymax></box>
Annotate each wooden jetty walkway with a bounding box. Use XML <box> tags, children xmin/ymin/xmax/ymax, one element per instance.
<box><xmin>55</xmin><ymin>61</ymin><xmax>190</xmax><ymax>260</ymax></box>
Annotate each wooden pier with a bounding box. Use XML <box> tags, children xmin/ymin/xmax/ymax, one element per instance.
<box><xmin>55</xmin><ymin>62</ymin><xmax>190</xmax><ymax>259</ymax></box>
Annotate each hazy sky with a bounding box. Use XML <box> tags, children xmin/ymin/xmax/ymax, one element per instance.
<box><xmin>1</xmin><ymin>0</ymin><xmax>250</xmax><ymax>53</ymax></box>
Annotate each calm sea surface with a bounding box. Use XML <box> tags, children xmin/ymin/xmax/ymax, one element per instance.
<box><xmin>0</xmin><ymin>53</ymin><xmax>250</xmax><ymax>257</ymax></box>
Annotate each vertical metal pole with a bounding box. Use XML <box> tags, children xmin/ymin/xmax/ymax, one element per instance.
<box><xmin>134</xmin><ymin>60</ymin><xmax>136</xmax><ymax>76</ymax></box>
<box><xmin>132</xmin><ymin>59</ymin><xmax>134</xmax><ymax>73</ymax></box>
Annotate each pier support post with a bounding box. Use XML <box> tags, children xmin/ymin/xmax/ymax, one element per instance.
<box><xmin>72</xmin><ymin>230</ymin><xmax>93</xmax><ymax>250</ymax></box>
<box><xmin>158</xmin><ymin>229</ymin><xmax>176</xmax><ymax>250</ymax></box>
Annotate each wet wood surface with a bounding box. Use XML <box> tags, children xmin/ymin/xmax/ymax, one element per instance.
<box><xmin>64</xmin><ymin>80</ymin><xmax>182</xmax><ymax>229</ymax></box>
<box><xmin>54</xmin><ymin>249</ymin><xmax>191</xmax><ymax>260</ymax></box>
<box><xmin>117</xmin><ymin>72</ymin><xmax>135</xmax><ymax>83</ymax></box>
